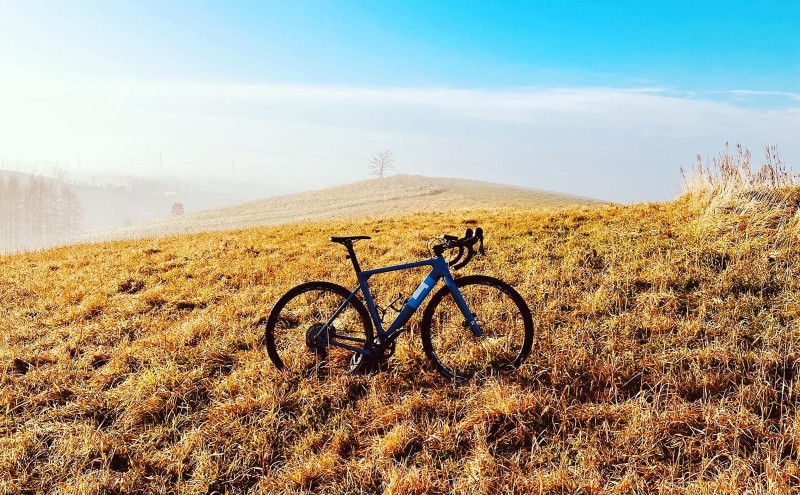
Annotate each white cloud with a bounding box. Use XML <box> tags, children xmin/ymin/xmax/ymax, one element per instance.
<box><xmin>729</xmin><ymin>90</ymin><xmax>800</xmax><ymax>101</ymax></box>
<box><xmin>1</xmin><ymin>70</ymin><xmax>798</xmax><ymax>202</ymax></box>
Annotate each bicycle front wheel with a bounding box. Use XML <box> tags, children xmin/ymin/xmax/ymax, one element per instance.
<box><xmin>265</xmin><ymin>281</ymin><xmax>373</xmax><ymax>376</ymax></box>
<box><xmin>420</xmin><ymin>275</ymin><xmax>533</xmax><ymax>381</ymax></box>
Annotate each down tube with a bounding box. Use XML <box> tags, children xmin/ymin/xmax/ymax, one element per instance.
<box><xmin>386</xmin><ymin>272</ymin><xmax>440</xmax><ymax>333</ymax></box>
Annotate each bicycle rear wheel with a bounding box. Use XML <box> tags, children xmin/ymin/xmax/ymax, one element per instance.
<box><xmin>265</xmin><ymin>281</ymin><xmax>373</xmax><ymax>376</ymax></box>
<box><xmin>420</xmin><ymin>275</ymin><xmax>533</xmax><ymax>381</ymax></box>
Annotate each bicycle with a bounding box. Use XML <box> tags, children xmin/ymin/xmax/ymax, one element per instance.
<box><xmin>265</xmin><ymin>227</ymin><xmax>533</xmax><ymax>380</ymax></box>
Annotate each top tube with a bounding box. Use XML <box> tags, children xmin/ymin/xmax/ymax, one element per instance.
<box><xmin>360</xmin><ymin>257</ymin><xmax>440</xmax><ymax>277</ymax></box>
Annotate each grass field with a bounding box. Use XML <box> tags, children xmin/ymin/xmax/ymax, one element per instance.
<box><xmin>3</xmin><ymin>151</ymin><xmax>800</xmax><ymax>494</ymax></box>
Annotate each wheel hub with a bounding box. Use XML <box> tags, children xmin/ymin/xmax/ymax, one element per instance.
<box><xmin>306</xmin><ymin>323</ymin><xmax>335</xmax><ymax>355</ymax></box>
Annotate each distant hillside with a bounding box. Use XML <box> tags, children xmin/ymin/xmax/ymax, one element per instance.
<box><xmin>71</xmin><ymin>179</ymin><xmax>283</xmax><ymax>231</ymax></box>
<box><xmin>88</xmin><ymin>174</ymin><xmax>602</xmax><ymax>240</ymax></box>
<box><xmin>1</xmin><ymin>170</ymin><xmax>287</xmax><ymax>233</ymax></box>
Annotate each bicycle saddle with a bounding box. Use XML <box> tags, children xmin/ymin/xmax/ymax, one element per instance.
<box><xmin>330</xmin><ymin>235</ymin><xmax>371</xmax><ymax>244</ymax></box>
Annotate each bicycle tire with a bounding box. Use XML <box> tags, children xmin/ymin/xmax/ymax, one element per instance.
<box><xmin>265</xmin><ymin>281</ymin><xmax>374</xmax><ymax>375</ymax></box>
<box><xmin>420</xmin><ymin>275</ymin><xmax>533</xmax><ymax>381</ymax></box>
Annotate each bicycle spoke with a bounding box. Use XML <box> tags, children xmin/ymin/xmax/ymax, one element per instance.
<box><xmin>422</xmin><ymin>277</ymin><xmax>533</xmax><ymax>380</ymax></box>
<box><xmin>266</xmin><ymin>282</ymin><xmax>373</xmax><ymax>376</ymax></box>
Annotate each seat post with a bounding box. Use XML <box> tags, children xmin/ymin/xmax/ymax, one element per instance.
<box><xmin>344</xmin><ymin>241</ymin><xmax>362</xmax><ymax>273</ymax></box>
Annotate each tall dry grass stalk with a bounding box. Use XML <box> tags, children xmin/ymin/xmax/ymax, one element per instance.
<box><xmin>682</xmin><ymin>143</ymin><xmax>797</xmax><ymax>213</ymax></box>
<box><xmin>682</xmin><ymin>143</ymin><xmax>795</xmax><ymax>195</ymax></box>
<box><xmin>680</xmin><ymin>144</ymin><xmax>800</xmax><ymax>248</ymax></box>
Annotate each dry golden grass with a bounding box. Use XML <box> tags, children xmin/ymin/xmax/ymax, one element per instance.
<box><xmin>3</xmin><ymin>158</ymin><xmax>800</xmax><ymax>493</ymax></box>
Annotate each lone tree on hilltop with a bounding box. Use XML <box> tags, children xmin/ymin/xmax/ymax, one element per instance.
<box><xmin>369</xmin><ymin>150</ymin><xmax>395</xmax><ymax>179</ymax></box>
<box><xmin>171</xmin><ymin>202</ymin><xmax>185</xmax><ymax>216</ymax></box>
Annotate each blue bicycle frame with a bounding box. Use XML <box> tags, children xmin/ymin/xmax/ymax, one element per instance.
<box><xmin>323</xmin><ymin>255</ymin><xmax>484</xmax><ymax>357</ymax></box>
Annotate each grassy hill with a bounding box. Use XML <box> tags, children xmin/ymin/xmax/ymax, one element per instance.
<box><xmin>87</xmin><ymin>174</ymin><xmax>601</xmax><ymax>241</ymax></box>
<box><xmin>3</xmin><ymin>161</ymin><xmax>800</xmax><ymax>493</ymax></box>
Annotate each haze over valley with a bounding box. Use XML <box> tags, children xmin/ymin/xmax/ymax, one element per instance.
<box><xmin>0</xmin><ymin>164</ymin><xmax>288</xmax><ymax>251</ymax></box>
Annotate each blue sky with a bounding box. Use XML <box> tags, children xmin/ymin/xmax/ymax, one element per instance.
<box><xmin>8</xmin><ymin>1</ymin><xmax>799</xmax><ymax>90</ymax></box>
<box><xmin>1</xmin><ymin>1</ymin><xmax>798</xmax><ymax>201</ymax></box>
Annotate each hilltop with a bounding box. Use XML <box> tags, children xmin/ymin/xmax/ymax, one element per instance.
<box><xmin>87</xmin><ymin>174</ymin><xmax>601</xmax><ymax>241</ymax></box>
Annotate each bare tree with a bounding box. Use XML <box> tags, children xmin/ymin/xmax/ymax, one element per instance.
<box><xmin>171</xmin><ymin>202</ymin><xmax>185</xmax><ymax>216</ymax></box>
<box><xmin>369</xmin><ymin>150</ymin><xmax>395</xmax><ymax>179</ymax></box>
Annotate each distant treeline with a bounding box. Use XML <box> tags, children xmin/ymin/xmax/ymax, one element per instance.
<box><xmin>0</xmin><ymin>174</ymin><xmax>84</xmax><ymax>251</ymax></box>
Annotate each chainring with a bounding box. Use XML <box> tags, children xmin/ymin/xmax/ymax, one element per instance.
<box><xmin>349</xmin><ymin>339</ymin><xmax>396</xmax><ymax>373</ymax></box>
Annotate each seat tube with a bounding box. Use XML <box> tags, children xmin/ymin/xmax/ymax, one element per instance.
<box><xmin>345</xmin><ymin>243</ymin><xmax>362</xmax><ymax>273</ymax></box>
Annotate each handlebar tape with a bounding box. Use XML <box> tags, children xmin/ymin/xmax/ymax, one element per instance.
<box><xmin>451</xmin><ymin>245</ymin><xmax>474</xmax><ymax>270</ymax></box>
<box><xmin>443</xmin><ymin>226</ymin><xmax>485</xmax><ymax>269</ymax></box>
<box><xmin>448</xmin><ymin>245</ymin><xmax>466</xmax><ymax>267</ymax></box>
